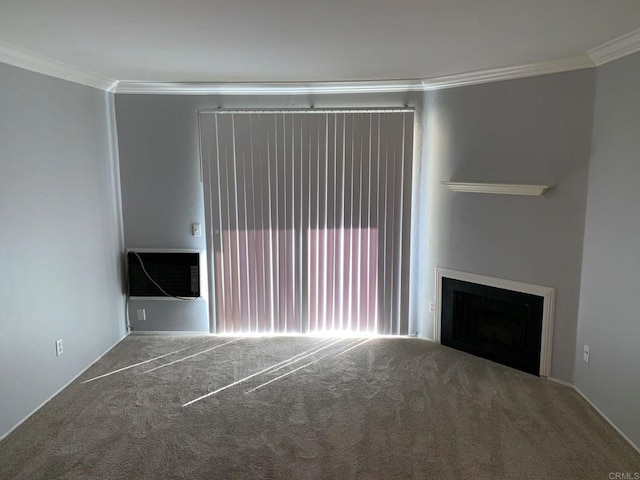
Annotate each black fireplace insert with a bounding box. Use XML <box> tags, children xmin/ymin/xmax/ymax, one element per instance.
<box><xmin>441</xmin><ymin>277</ymin><xmax>543</xmax><ymax>375</ymax></box>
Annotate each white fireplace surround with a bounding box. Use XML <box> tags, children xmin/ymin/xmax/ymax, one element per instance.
<box><xmin>434</xmin><ymin>267</ymin><xmax>556</xmax><ymax>377</ymax></box>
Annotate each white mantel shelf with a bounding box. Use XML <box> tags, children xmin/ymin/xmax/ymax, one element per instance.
<box><xmin>441</xmin><ymin>181</ymin><xmax>554</xmax><ymax>196</ymax></box>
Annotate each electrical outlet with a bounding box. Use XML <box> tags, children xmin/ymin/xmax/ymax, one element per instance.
<box><xmin>137</xmin><ymin>308</ymin><xmax>146</xmax><ymax>321</ymax></box>
<box><xmin>428</xmin><ymin>301</ymin><xmax>435</xmax><ymax>314</ymax></box>
<box><xmin>583</xmin><ymin>345</ymin><xmax>590</xmax><ymax>363</ymax></box>
<box><xmin>192</xmin><ymin>223</ymin><xmax>202</xmax><ymax>237</ymax></box>
<box><xmin>56</xmin><ymin>339</ymin><xmax>63</xmax><ymax>357</ymax></box>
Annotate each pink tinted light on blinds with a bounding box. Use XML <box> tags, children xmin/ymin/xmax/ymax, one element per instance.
<box><xmin>201</xmin><ymin>111</ymin><xmax>414</xmax><ymax>335</ymax></box>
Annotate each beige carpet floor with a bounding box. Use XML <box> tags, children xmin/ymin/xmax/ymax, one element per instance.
<box><xmin>0</xmin><ymin>335</ymin><xmax>638</xmax><ymax>479</ymax></box>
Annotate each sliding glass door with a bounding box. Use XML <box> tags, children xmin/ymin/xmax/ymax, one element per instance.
<box><xmin>200</xmin><ymin>110</ymin><xmax>413</xmax><ymax>335</ymax></box>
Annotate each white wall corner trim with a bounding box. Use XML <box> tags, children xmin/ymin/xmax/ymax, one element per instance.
<box><xmin>0</xmin><ymin>40</ymin><xmax>118</xmax><ymax>92</ymax></box>
<box><xmin>588</xmin><ymin>28</ymin><xmax>640</xmax><ymax>66</ymax></box>
<box><xmin>434</xmin><ymin>267</ymin><xmax>556</xmax><ymax>377</ymax></box>
<box><xmin>421</xmin><ymin>55</ymin><xmax>594</xmax><ymax>90</ymax></box>
<box><xmin>0</xmin><ymin>334</ymin><xmax>127</xmax><ymax>443</ymax></box>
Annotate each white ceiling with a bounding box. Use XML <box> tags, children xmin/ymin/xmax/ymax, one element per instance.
<box><xmin>0</xmin><ymin>0</ymin><xmax>640</xmax><ymax>84</ymax></box>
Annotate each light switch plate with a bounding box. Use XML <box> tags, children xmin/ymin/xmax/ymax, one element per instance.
<box><xmin>428</xmin><ymin>301</ymin><xmax>435</xmax><ymax>313</ymax></box>
<box><xmin>192</xmin><ymin>223</ymin><xmax>202</xmax><ymax>237</ymax></box>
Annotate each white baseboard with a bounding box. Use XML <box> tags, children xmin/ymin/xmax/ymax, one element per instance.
<box><xmin>546</xmin><ymin>376</ymin><xmax>575</xmax><ymax>388</ymax></box>
<box><xmin>416</xmin><ymin>336</ymin><xmax>437</xmax><ymax>343</ymax></box>
<box><xmin>546</xmin><ymin>376</ymin><xmax>640</xmax><ymax>454</ymax></box>
<box><xmin>573</xmin><ymin>386</ymin><xmax>640</xmax><ymax>455</ymax></box>
<box><xmin>3</xmin><ymin>333</ymin><xmax>638</xmax><ymax>458</ymax></box>
<box><xmin>0</xmin><ymin>333</ymin><xmax>128</xmax><ymax>443</ymax></box>
<box><xmin>387</xmin><ymin>346</ymin><xmax>639</xmax><ymax>455</ymax></box>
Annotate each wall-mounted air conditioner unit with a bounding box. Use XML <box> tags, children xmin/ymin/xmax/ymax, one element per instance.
<box><xmin>126</xmin><ymin>249</ymin><xmax>201</xmax><ymax>299</ymax></box>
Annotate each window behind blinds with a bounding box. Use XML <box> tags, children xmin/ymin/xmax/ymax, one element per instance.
<box><xmin>200</xmin><ymin>110</ymin><xmax>413</xmax><ymax>335</ymax></box>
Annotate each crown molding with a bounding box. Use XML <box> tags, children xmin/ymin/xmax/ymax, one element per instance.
<box><xmin>115</xmin><ymin>79</ymin><xmax>425</xmax><ymax>95</ymax></box>
<box><xmin>0</xmin><ymin>40</ymin><xmax>118</xmax><ymax>92</ymax></box>
<box><xmin>422</xmin><ymin>54</ymin><xmax>594</xmax><ymax>90</ymax></box>
<box><xmin>588</xmin><ymin>28</ymin><xmax>640</xmax><ymax>66</ymax></box>
<box><xmin>8</xmin><ymin>29</ymin><xmax>640</xmax><ymax>95</ymax></box>
<box><xmin>115</xmin><ymin>55</ymin><xmax>595</xmax><ymax>95</ymax></box>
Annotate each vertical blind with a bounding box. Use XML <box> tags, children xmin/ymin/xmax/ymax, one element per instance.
<box><xmin>200</xmin><ymin>110</ymin><xmax>414</xmax><ymax>335</ymax></box>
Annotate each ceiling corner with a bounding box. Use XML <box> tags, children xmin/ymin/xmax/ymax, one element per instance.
<box><xmin>0</xmin><ymin>40</ymin><xmax>116</xmax><ymax>92</ymax></box>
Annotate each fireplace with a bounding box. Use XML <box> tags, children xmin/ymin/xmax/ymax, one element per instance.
<box><xmin>435</xmin><ymin>268</ymin><xmax>555</xmax><ymax>377</ymax></box>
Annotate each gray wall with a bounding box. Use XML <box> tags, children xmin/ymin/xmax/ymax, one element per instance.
<box><xmin>115</xmin><ymin>92</ymin><xmax>422</xmax><ymax>332</ymax></box>
<box><xmin>411</xmin><ymin>70</ymin><xmax>596</xmax><ymax>382</ymax></box>
<box><xmin>0</xmin><ymin>63</ymin><xmax>126</xmax><ymax>440</ymax></box>
<box><xmin>574</xmin><ymin>53</ymin><xmax>640</xmax><ymax>447</ymax></box>
<box><xmin>115</xmin><ymin>96</ymin><xmax>210</xmax><ymax>332</ymax></box>
<box><xmin>115</xmin><ymin>71</ymin><xmax>596</xmax><ymax>382</ymax></box>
